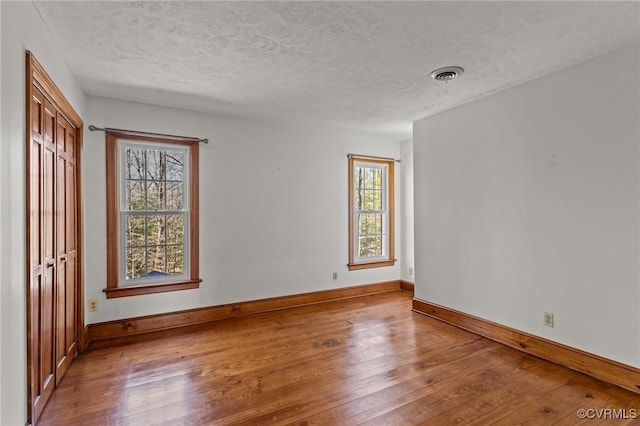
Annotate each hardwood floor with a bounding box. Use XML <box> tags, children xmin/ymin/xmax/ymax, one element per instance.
<box><xmin>40</xmin><ymin>291</ymin><xmax>640</xmax><ymax>425</ymax></box>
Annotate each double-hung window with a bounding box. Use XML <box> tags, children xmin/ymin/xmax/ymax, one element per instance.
<box><xmin>348</xmin><ymin>155</ymin><xmax>395</xmax><ymax>270</ymax></box>
<box><xmin>105</xmin><ymin>131</ymin><xmax>201</xmax><ymax>298</ymax></box>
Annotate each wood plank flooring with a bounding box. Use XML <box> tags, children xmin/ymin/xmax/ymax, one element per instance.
<box><xmin>39</xmin><ymin>291</ymin><xmax>640</xmax><ymax>425</ymax></box>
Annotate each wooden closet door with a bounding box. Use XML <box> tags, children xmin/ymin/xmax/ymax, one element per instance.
<box><xmin>27</xmin><ymin>51</ymin><xmax>84</xmax><ymax>426</ymax></box>
<box><xmin>64</xmin><ymin>118</ymin><xmax>79</xmax><ymax>373</ymax></box>
<box><xmin>54</xmin><ymin>115</ymin><xmax>77</xmax><ymax>383</ymax></box>
<box><xmin>28</xmin><ymin>87</ymin><xmax>57</xmax><ymax>422</ymax></box>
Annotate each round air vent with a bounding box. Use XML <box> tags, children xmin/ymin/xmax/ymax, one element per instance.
<box><xmin>430</xmin><ymin>66</ymin><xmax>464</xmax><ymax>82</ymax></box>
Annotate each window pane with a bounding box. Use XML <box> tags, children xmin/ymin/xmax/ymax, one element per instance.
<box><xmin>371</xmin><ymin>213</ymin><xmax>377</xmax><ymax>234</ymax></box>
<box><xmin>126</xmin><ymin>246</ymin><xmax>146</xmax><ymax>280</ymax></box>
<box><xmin>365</xmin><ymin>168</ymin><xmax>373</xmax><ymax>188</ymax></box>
<box><xmin>166</xmin><ymin>244</ymin><xmax>184</xmax><ymax>275</ymax></box>
<box><xmin>373</xmin><ymin>235</ymin><xmax>383</xmax><ymax>256</ymax></box>
<box><xmin>355</xmin><ymin>187</ymin><xmax>363</xmax><ymax>210</ymax></box>
<box><xmin>355</xmin><ymin>167</ymin><xmax>363</xmax><ymax>186</ymax></box>
<box><xmin>358</xmin><ymin>213</ymin><xmax>367</xmax><ymax>235</ymax></box>
<box><xmin>124</xmin><ymin>147</ymin><xmax>145</xmax><ymax>180</ymax></box>
<box><xmin>166</xmin><ymin>151</ymin><xmax>184</xmax><ymax>181</ymax></box>
<box><xmin>365</xmin><ymin>236</ymin><xmax>377</xmax><ymax>256</ymax></box>
<box><xmin>363</xmin><ymin>190</ymin><xmax>372</xmax><ymax>210</ymax></box>
<box><xmin>146</xmin><ymin>181</ymin><xmax>165</xmax><ymax>210</ymax></box>
<box><xmin>370</xmin><ymin>213</ymin><xmax>379</xmax><ymax>235</ymax></box>
<box><xmin>146</xmin><ymin>215</ymin><xmax>166</xmax><ymax>245</ymax></box>
<box><xmin>373</xmin><ymin>189</ymin><xmax>382</xmax><ymax>210</ymax></box>
<box><xmin>125</xmin><ymin>180</ymin><xmax>145</xmax><ymax>210</ymax></box>
<box><xmin>125</xmin><ymin>215</ymin><xmax>146</xmax><ymax>247</ymax></box>
<box><xmin>360</xmin><ymin>189</ymin><xmax>367</xmax><ymax>210</ymax></box>
<box><xmin>373</xmin><ymin>168</ymin><xmax>382</xmax><ymax>189</ymax></box>
<box><xmin>166</xmin><ymin>215</ymin><xmax>184</xmax><ymax>245</ymax></box>
<box><xmin>166</xmin><ymin>181</ymin><xmax>184</xmax><ymax>211</ymax></box>
<box><xmin>362</xmin><ymin>168</ymin><xmax>370</xmax><ymax>188</ymax></box>
<box><xmin>146</xmin><ymin>149</ymin><xmax>165</xmax><ymax>181</ymax></box>
<box><xmin>146</xmin><ymin>246</ymin><xmax>166</xmax><ymax>276</ymax></box>
<box><xmin>361</xmin><ymin>213</ymin><xmax>369</xmax><ymax>236</ymax></box>
<box><xmin>365</xmin><ymin>236</ymin><xmax>374</xmax><ymax>256</ymax></box>
<box><xmin>358</xmin><ymin>236</ymin><xmax>368</xmax><ymax>257</ymax></box>
<box><xmin>354</xmin><ymin>168</ymin><xmax>363</xmax><ymax>209</ymax></box>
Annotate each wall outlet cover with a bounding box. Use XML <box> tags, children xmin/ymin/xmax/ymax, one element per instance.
<box><xmin>544</xmin><ymin>312</ymin><xmax>554</xmax><ymax>328</ymax></box>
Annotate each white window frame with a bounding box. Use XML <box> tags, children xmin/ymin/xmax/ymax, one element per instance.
<box><xmin>118</xmin><ymin>141</ymin><xmax>190</xmax><ymax>286</ymax></box>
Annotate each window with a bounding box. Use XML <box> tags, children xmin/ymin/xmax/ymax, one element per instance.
<box><xmin>348</xmin><ymin>155</ymin><xmax>395</xmax><ymax>270</ymax></box>
<box><xmin>105</xmin><ymin>131</ymin><xmax>201</xmax><ymax>298</ymax></box>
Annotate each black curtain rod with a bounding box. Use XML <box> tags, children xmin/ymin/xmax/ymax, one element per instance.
<box><xmin>88</xmin><ymin>125</ymin><xmax>209</xmax><ymax>144</ymax></box>
<box><xmin>347</xmin><ymin>153</ymin><xmax>402</xmax><ymax>163</ymax></box>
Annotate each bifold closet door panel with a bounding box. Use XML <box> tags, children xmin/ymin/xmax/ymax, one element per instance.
<box><xmin>54</xmin><ymin>115</ymin><xmax>77</xmax><ymax>383</ymax></box>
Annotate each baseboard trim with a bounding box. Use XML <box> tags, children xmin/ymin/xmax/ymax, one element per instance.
<box><xmin>412</xmin><ymin>298</ymin><xmax>640</xmax><ymax>394</ymax></box>
<box><xmin>87</xmin><ymin>280</ymin><xmax>405</xmax><ymax>345</ymax></box>
<box><xmin>400</xmin><ymin>280</ymin><xmax>414</xmax><ymax>293</ymax></box>
<box><xmin>82</xmin><ymin>325</ymin><xmax>89</xmax><ymax>353</ymax></box>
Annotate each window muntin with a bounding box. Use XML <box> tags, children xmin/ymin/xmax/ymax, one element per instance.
<box><xmin>348</xmin><ymin>155</ymin><xmax>395</xmax><ymax>270</ymax></box>
<box><xmin>119</xmin><ymin>142</ymin><xmax>189</xmax><ymax>285</ymax></box>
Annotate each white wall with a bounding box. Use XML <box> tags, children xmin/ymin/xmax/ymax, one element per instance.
<box><xmin>400</xmin><ymin>139</ymin><xmax>415</xmax><ymax>282</ymax></box>
<box><xmin>0</xmin><ymin>3</ymin><xmax>4</xmax><ymax>419</ymax></box>
<box><xmin>414</xmin><ymin>44</ymin><xmax>640</xmax><ymax>367</ymax></box>
<box><xmin>84</xmin><ymin>96</ymin><xmax>402</xmax><ymax>323</ymax></box>
<box><xmin>0</xmin><ymin>2</ymin><xmax>86</xmax><ymax>425</ymax></box>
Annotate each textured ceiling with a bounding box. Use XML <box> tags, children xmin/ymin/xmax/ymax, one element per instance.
<box><xmin>34</xmin><ymin>1</ymin><xmax>639</xmax><ymax>140</ymax></box>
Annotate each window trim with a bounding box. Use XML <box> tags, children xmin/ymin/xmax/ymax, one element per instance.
<box><xmin>348</xmin><ymin>155</ymin><xmax>395</xmax><ymax>271</ymax></box>
<box><xmin>105</xmin><ymin>132</ymin><xmax>201</xmax><ymax>298</ymax></box>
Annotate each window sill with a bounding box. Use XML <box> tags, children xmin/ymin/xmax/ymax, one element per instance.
<box><xmin>348</xmin><ymin>260</ymin><xmax>396</xmax><ymax>271</ymax></box>
<box><xmin>103</xmin><ymin>279</ymin><xmax>201</xmax><ymax>299</ymax></box>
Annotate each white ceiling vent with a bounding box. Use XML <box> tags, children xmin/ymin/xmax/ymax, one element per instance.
<box><xmin>430</xmin><ymin>66</ymin><xmax>464</xmax><ymax>82</ymax></box>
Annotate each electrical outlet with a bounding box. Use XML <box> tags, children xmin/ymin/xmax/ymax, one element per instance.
<box><xmin>409</xmin><ymin>267</ymin><xmax>414</xmax><ymax>276</ymax></box>
<box><xmin>89</xmin><ymin>299</ymin><xmax>99</xmax><ymax>312</ymax></box>
<box><xmin>544</xmin><ymin>312</ymin><xmax>554</xmax><ymax>328</ymax></box>
<box><xmin>332</xmin><ymin>272</ymin><xmax>338</xmax><ymax>281</ymax></box>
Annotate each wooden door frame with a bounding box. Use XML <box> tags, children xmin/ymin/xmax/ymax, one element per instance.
<box><xmin>25</xmin><ymin>51</ymin><xmax>85</xmax><ymax>425</ymax></box>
